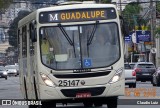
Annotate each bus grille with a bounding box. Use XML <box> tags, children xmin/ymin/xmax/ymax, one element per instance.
<box><xmin>61</xmin><ymin>87</ymin><xmax>106</xmax><ymax>97</ymax></box>
<box><xmin>53</xmin><ymin>71</ymin><xmax>111</xmax><ymax>78</ymax></box>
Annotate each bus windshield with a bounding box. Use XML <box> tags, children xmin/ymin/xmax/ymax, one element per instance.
<box><xmin>40</xmin><ymin>23</ymin><xmax>120</xmax><ymax>70</ymax></box>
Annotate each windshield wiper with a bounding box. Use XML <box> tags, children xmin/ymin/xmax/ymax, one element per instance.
<box><xmin>58</xmin><ymin>24</ymin><xmax>73</xmax><ymax>46</ymax></box>
<box><xmin>87</xmin><ymin>21</ymin><xmax>99</xmax><ymax>46</ymax></box>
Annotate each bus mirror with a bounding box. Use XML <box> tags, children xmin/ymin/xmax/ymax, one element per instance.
<box><xmin>119</xmin><ymin>16</ymin><xmax>129</xmax><ymax>36</ymax></box>
<box><xmin>55</xmin><ymin>54</ymin><xmax>68</xmax><ymax>62</ymax></box>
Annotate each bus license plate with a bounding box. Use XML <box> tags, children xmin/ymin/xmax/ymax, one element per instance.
<box><xmin>76</xmin><ymin>93</ymin><xmax>91</xmax><ymax>98</ymax></box>
<box><xmin>143</xmin><ymin>73</ymin><xmax>149</xmax><ymax>75</ymax></box>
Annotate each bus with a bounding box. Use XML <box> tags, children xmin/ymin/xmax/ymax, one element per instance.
<box><xmin>18</xmin><ymin>1</ymin><xmax>126</xmax><ymax>108</ymax></box>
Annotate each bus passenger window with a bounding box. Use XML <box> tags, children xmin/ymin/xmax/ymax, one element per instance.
<box><xmin>17</xmin><ymin>29</ymin><xmax>20</xmax><ymax>58</ymax></box>
<box><xmin>22</xmin><ymin>26</ymin><xmax>27</xmax><ymax>57</ymax></box>
<box><xmin>29</xmin><ymin>23</ymin><xmax>35</xmax><ymax>55</ymax></box>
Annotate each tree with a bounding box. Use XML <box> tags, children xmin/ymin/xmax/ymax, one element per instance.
<box><xmin>122</xmin><ymin>3</ymin><xmax>143</xmax><ymax>31</ymax></box>
<box><xmin>67</xmin><ymin>0</ymin><xmax>111</xmax><ymax>3</ymax></box>
<box><xmin>101</xmin><ymin>0</ymin><xmax>111</xmax><ymax>3</ymax></box>
<box><xmin>156</xmin><ymin>1</ymin><xmax>160</xmax><ymax>18</ymax></box>
<box><xmin>8</xmin><ymin>10</ymin><xmax>30</xmax><ymax>47</ymax></box>
<box><xmin>0</xmin><ymin>0</ymin><xmax>13</xmax><ymax>12</ymax></box>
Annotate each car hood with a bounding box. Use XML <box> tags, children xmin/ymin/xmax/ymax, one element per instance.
<box><xmin>6</xmin><ymin>69</ymin><xmax>17</xmax><ymax>72</ymax></box>
<box><xmin>0</xmin><ymin>70</ymin><xmax>7</xmax><ymax>73</ymax></box>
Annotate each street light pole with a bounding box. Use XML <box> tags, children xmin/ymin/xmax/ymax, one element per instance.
<box><xmin>149</xmin><ymin>0</ymin><xmax>156</xmax><ymax>65</ymax></box>
<box><xmin>150</xmin><ymin>0</ymin><xmax>154</xmax><ymax>47</ymax></box>
<box><xmin>120</xmin><ymin>0</ymin><xmax>122</xmax><ymax>15</ymax></box>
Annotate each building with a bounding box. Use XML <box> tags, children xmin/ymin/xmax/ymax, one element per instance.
<box><xmin>0</xmin><ymin>0</ymin><xmax>31</xmax><ymax>64</ymax></box>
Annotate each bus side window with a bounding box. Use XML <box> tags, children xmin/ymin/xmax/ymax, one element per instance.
<box><xmin>29</xmin><ymin>23</ymin><xmax>35</xmax><ymax>55</ymax></box>
<box><xmin>22</xmin><ymin>26</ymin><xmax>27</xmax><ymax>57</ymax></box>
<box><xmin>17</xmin><ymin>29</ymin><xmax>20</xmax><ymax>58</ymax></box>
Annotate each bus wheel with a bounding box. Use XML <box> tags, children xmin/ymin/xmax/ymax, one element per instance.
<box><xmin>106</xmin><ymin>97</ymin><xmax>118</xmax><ymax>108</ymax></box>
<box><xmin>33</xmin><ymin>77</ymin><xmax>38</xmax><ymax>100</ymax></box>
<box><xmin>24</xmin><ymin>77</ymin><xmax>28</xmax><ymax>99</ymax></box>
<box><xmin>41</xmin><ymin>101</ymin><xmax>56</xmax><ymax>108</ymax></box>
<box><xmin>94</xmin><ymin>102</ymin><xmax>102</xmax><ymax>107</ymax></box>
<box><xmin>83</xmin><ymin>101</ymin><xmax>93</xmax><ymax>107</ymax></box>
<box><xmin>28</xmin><ymin>105</ymin><xmax>38</xmax><ymax>108</ymax></box>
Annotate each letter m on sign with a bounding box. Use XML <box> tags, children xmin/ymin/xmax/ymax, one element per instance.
<box><xmin>49</xmin><ymin>14</ymin><xmax>58</xmax><ymax>21</ymax></box>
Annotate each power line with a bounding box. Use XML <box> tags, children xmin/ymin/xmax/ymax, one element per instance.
<box><xmin>12</xmin><ymin>1</ymin><xmax>56</xmax><ymax>5</ymax></box>
<box><xmin>115</xmin><ymin>1</ymin><xmax>159</xmax><ymax>4</ymax></box>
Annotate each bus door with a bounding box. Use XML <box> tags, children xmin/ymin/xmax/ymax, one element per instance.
<box><xmin>21</xmin><ymin>26</ymin><xmax>28</xmax><ymax>99</ymax></box>
<box><xmin>28</xmin><ymin>22</ymin><xmax>38</xmax><ymax>100</ymax></box>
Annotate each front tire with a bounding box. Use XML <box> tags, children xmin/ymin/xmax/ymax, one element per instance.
<box><xmin>132</xmin><ymin>83</ymin><xmax>136</xmax><ymax>88</ymax></box>
<box><xmin>106</xmin><ymin>97</ymin><xmax>118</xmax><ymax>108</ymax></box>
<box><xmin>83</xmin><ymin>101</ymin><xmax>93</xmax><ymax>107</ymax></box>
<box><xmin>28</xmin><ymin>105</ymin><xmax>38</xmax><ymax>108</ymax></box>
<box><xmin>129</xmin><ymin>83</ymin><xmax>136</xmax><ymax>88</ymax></box>
<box><xmin>94</xmin><ymin>102</ymin><xmax>102</xmax><ymax>107</ymax></box>
<box><xmin>41</xmin><ymin>101</ymin><xmax>56</xmax><ymax>108</ymax></box>
<box><xmin>157</xmin><ymin>78</ymin><xmax>160</xmax><ymax>87</ymax></box>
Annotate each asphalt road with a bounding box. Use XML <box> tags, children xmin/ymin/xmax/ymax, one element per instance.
<box><xmin>0</xmin><ymin>77</ymin><xmax>160</xmax><ymax>108</ymax></box>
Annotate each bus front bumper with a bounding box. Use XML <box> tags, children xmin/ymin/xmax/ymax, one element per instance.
<box><xmin>39</xmin><ymin>79</ymin><xmax>125</xmax><ymax>100</ymax></box>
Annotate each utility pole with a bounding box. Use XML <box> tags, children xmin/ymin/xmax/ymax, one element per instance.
<box><xmin>150</xmin><ymin>0</ymin><xmax>156</xmax><ymax>65</ymax></box>
<box><xmin>150</xmin><ymin>0</ymin><xmax>154</xmax><ymax>47</ymax></box>
<box><xmin>119</xmin><ymin>0</ymin><xmax>122</xmax><ymax>15</ymax></box>
<box><xmin>156</xmin><ymin>1</ymin><xmax>160</xmax><ymax>67</ymax></box>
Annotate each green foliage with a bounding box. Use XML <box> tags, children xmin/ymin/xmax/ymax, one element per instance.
<box><xmin>155</xmin><ymin>27</ymin><xmax>160</xmax><ymax>38</ymax></box>
<box><xmin>156</xmin><ymin>2</ymin><xmax>160</xmax><ymax>19</ymax></box>
<box><xmin>0</xmin><ymin>0</ymin><xmax>12</xmax><ymax>11</ymax></box>
<box><xmin>8</xmin><ymin>10</ymin><xmax>31</xmax><ymax>47</ymax></box>
<box><xmin>156</xmin><ymin>2</ymin><xmax>160</xmax><ymax>13</ymax></box>
<box><xmin>100</xmin><ymin>0</ymin><xmax>111</xmax><ymax>3</ymax></box>
<box><xmin>67</xmin><ymin>0</ymin><xmax>111</xmax><ymax>3</ymax></box>
<box><xmin>122</xmin><ymin>3</ymin><xmax>143</xmax><ymax>31</ymax></box>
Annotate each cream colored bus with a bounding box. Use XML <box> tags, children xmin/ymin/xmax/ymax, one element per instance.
<box><xmin>18</xmin><ymin>1</ymin><xmax>125</xmax><ymax>108</ymax></box>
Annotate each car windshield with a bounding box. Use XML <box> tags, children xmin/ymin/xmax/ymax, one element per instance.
<box><xmin>0</xmin><ymin>66</ymin><xmax>5</xmax><ymax>71</ymax></box>
<box><xmin>137</xmin><ymin>64</ymin><xmax>155</xmax><ymax>68</ymax></box>
<box><xmin>124</xmin><ymin>64</ymin><xmax>131</xmax><ymax>69</ymax></box>
<box><xmin>40</xmin><ymin>23</ymin><xmax>120</xmax><ymax>70</ymax></box>
<box><xmin>129</xmin><ymin>64</ymin><xmax>135</xmax><ymax>69</ymax></box>
<box><xmin>5</xmin><ymin>65</ymin><xmax>17</xmax><ymax>69</ymax></box>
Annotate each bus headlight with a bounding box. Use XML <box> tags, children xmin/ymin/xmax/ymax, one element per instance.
<box><xmin>40</xmin><ymin>73</ymin><xmax>54</xmax><ymax>87</ymax></box>
<box><xmin>109</xmin><ymin>68</ymin><xmax>123</xmax><ymax>84</ymax></box>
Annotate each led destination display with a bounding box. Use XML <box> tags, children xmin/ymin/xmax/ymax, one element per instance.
<box><xmin>39</xmin><ymin>8</ymin><xmax>116</xmax><ymax>23</ymax></box>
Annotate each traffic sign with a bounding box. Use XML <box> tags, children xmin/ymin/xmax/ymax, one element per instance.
<box><xmin>124</xmin><ymin>36</ymin><xmax>131</xmax><ymax>42</ymax></box>
<box><xmin>136</xmin><ymin>30</ymin><xmax>151</xmax><ymax>43</ymax></box>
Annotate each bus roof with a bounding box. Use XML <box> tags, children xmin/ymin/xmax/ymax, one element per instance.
<box><xmin>18</xmin><ymin>3</ymin><xmax>116</xmax><ymax>27</ymax></box>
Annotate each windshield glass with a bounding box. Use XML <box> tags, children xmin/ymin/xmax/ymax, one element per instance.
<box><xmin>124</xmin><ymin>64</ymin><xmax>131</xmax><ymax>69</ymax></box>
<box><xmin>40</xmin><ymin>23</ymin><xmax>120</xmax><ymax>70</ymax></box>
<box><xmin>5</xmin><ymin>65</ymin><xmax>17</xmax><ymax>69</ymax></box>
<box><xmin>137</xmin><ymin>64</ymin><xmax>155</xmax><ymax>68</ymax></box>
<box><xmin>0</xmin><ymin>66</ymin><xmax>5</xmax><ymax>71</ymax></box>
<box><xmin>129</xmin><ymin>63</ymin><xmax>135</xmax><ymax>69</ymax></box>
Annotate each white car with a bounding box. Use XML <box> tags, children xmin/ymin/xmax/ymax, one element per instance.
<box><xmin>0</xmin><ymin>66</ymin><xmax>8</xmax><ymax>80</ymax></box>
<box><xmin>124</xmin><ymin>63</ymin><xmax>136</xmax><ymax>88</ymax></box>
<box><xmin>5</xmin><ymin>65</ymin><xmax>18</xmax><ymax>77</ymax></box>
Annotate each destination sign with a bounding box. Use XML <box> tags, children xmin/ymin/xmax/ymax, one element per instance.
<box><xmin>39</xmin><ymin>8</ymin><xmax>116</xmax><ymax>23</ymax></box>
